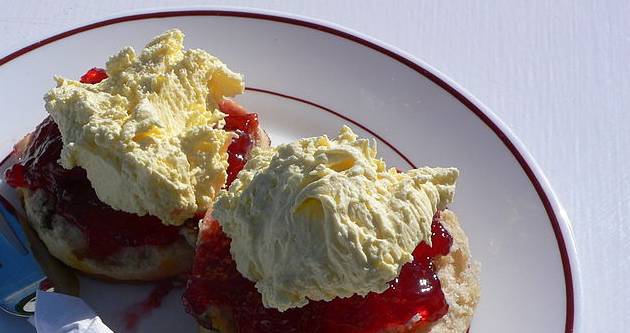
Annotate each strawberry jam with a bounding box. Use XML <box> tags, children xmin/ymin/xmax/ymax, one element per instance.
<box><xmin>219</xmin><ymin>100</ymin><xmax>260</xmax><ymax>187</ymax></box>
<box><xmin>183</xmin><ymin>213</ymin><xmax>451</xmax><ymax>333</ymax></box>
<box><xmin>79</xmin><ymin>67</ymin><xmax>108</xmax><ymax>84</ymax></box>
<box><xmin>3</xmin><ymin>68</ymin><xmax>260</xmax><ymax>258</ymax></box>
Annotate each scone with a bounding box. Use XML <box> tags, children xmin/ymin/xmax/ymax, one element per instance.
<box><xmin>8</xmin><ymin>100</ymin><xmax>270</xmax><ymax>282</ymax></box>
<box><xmin>184</xmin><ymin>127</ymin><xmax>480</xmax><ymax>332</ymax></box>
<box><xmin>3</xmin><ymin>29</ymin><xmax>271</xmax><ymax>282</ymax></box>
<box><xmin>193</xmin><ymin>210</ymin><xmax>479</xmax><ymax>333</ymax></box>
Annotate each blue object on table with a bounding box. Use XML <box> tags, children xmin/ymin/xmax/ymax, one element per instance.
<box><xmin>0</xmin><ymin>193</ymin><xmax>46</xmax><ymax>317</ymax></box>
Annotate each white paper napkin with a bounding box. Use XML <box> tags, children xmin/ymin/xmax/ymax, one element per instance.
<box><xmin>28</xmin><ymin>290</ymin><xmax>114</xmax><ymax>333</ymax></box>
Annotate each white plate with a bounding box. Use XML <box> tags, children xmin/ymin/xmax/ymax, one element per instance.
<box><xmin>0</xmin><ymin>8</ymin><xmax>579</xmax><ymax>333</ymax></box>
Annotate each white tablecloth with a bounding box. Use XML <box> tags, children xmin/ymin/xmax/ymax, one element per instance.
<box><xmin>1</xmin><ymin>1</ymin><xmax>627</xmax><ymax>332</ymax></box>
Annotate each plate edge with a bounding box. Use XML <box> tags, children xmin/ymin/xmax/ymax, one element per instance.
<box><xmin>0</xmin><ymin>7</ymin><xmax>580</xmax><ymax>332</ymax></box>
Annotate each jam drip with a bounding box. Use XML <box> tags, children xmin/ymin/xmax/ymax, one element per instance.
<box><xmin>183</xmin><ymin>213</ymin><xmax>452</xmax><ymax>333</ymax></box>
<box><xmin>124</xmin><ymin>280</ymin><xmax>181</xmax><ymax>332</ymax></box>
<box><xmin>80</xmin><ymin>67</ymin><xmax>108</xmax><ymax>84</ymax></box>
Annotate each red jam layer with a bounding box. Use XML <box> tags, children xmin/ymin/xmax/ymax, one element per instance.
<box><xmin>3</xmin><ymin>68</ymin><xmax>260</xmax><ymax>258</ymax></box>
<box><xmin>183</xmin><ymin>213</ymin><xmax>451</xmax><ymax>333</ymax></box>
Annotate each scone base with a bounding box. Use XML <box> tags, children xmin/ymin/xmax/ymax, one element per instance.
<box><xmin>20</xmin><ymin>188</ymin><xmax>195</xmax><ymax>282</ymax></box>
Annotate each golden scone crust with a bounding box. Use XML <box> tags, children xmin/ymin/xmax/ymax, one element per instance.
<box><xmin>196</xmin><ymin>209</ymin><xmax>480</xmax><ymax>333</ymax></box>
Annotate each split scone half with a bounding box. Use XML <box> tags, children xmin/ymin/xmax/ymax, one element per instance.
<box><xmin>185</xmin><ymin>127</ymin><xmax>480</xmax><ymax>333</ymax></box>
<box><xmin>195</xmin><ymin>210</ymin><xmax>480</xmax><ymax>333</ymax></box>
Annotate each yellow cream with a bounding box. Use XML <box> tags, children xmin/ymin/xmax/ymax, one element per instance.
<box><xmin>45</xmin><ymin>29</ymin><xmax>243</xmax><ymax>225</ymax></box>
<box><xmin>213</xmin><ymin>126</ymin><xmax>458</xmax><ymax>311</ymax></box>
